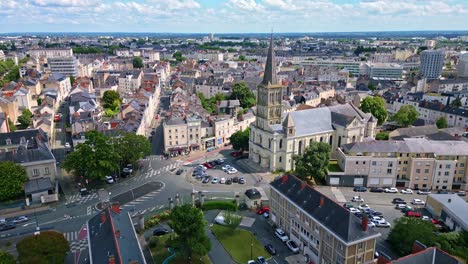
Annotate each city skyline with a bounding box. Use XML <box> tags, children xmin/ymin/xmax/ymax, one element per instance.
<box><xmin>0</xmin><ymin>0</ymin><xmax>467</xmax><ymax>33</ymax></box>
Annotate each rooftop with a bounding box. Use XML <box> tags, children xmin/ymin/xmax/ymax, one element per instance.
<box><xmin>428</xmin><ymin>194</ymin><xmax>468</xmax><ymax>230</ymax></box>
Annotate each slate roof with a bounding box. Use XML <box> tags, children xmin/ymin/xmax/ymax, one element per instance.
<box><xmin>427</xmin><ymin>194</ymin><xmax>468</xmax><ymax>230</ymax></box>
<box><xmin>392</xmin><ymin>247</ymin><xmax>460</xmax><ymax>264</ymax></box>
<box><xmin>245</xmin><ymin>188</ymin><xmax>262</xmax><ymax>200</ymax></box>
<box><xmin>286</xmin><ymin>107</ymin><xmax>334</xmax><ymax>136</ymax></box>
<box><xmin>271</xmin><ymin>175</ymin><xmax>380</xmax><ymax>244</ymax></box>
<box><xmin>331</xmin><ymin>111</ymin><xmax>355</xmax><ymax>127</ymax></box>
<box><xmin>262</xmin><ymin>36</ymin><xmax>278</xmax><ymax>86</ymax></box>
<box><xmin>24</xmin><ymin>177</ymin><xmax>53</xmax><ymax>194</ymax></box>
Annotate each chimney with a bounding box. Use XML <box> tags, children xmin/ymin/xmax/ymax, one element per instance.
<box><xmin>361</xmin><ymin>215</ymin><xmax>369</xmax><ymax>231</ymax></box>
<box><xmin>448</xmin><ymin>199</ymin><xmax>451</xmax><ymax>203</ymax></box>
<box><xmin>319</xmin><ymin>196</ymin><xmax>325</xmax><ymax>207</ymax></box>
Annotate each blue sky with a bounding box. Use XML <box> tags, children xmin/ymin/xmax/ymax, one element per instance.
<box><xmin>0</xmin><ymin>0</ymin><xmax>467</xmax><ymax>33</ymax></box>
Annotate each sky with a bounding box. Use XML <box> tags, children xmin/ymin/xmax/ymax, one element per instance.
<box><xmin>0</xmin><ymin>0</ymin><xmax>467</xmax><ymax>33</ymax></box>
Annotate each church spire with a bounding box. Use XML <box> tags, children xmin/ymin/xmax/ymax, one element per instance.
<box><xmin>261</xmin><ymin>35</ymin><xmax>277</xmax><ymax>86</ymax></box>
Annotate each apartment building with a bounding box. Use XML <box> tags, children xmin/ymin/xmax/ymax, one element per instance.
<box><xmin>299</xmin><ymin>59</ymin><xmax>362</xmax><ymax>76</ymax></box>
<box><xmin>118</xmin><ymin>70</ymin><xmax>143</xmax><ymax>94</ymax></box>
<box><xmin>194</xmin><ymin>77</ymin><xmax>226</xmax><ymax>98</ymax></box>
<box><xmin>48</xmin><ymin>56</ymin><xmax>79</xmax><ymax>77</ymax></box>
<box><xmin>361</xmin><ymin>63</ymin><xmax>403</xmax><ymax>81</ymax></box>
<box><xmin>28</xmin><ymin>48</ymin><xmax>73</xmax><ymax>59</ymax></box>
<box><xmin>163</xmin><ymin>114</ymin><xmax>210</xmax><ymax>155</ymax></box>
<box><xmin>420</xmin><ymin>50</ymin><xmax>445</xmax><ymax>79</ymax></box>
<box><xmin>336</xmin><ymin>138</ymin><xmax>468</xmax><ymax>191</ymax></box>
<box><xmin>270</xmin><ymin>175</ymin><xmax>380</xmax><ymax>264</ymax></box>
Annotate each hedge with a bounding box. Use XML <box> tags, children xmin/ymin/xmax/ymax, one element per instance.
<box><xmin>202</xmin><ymin>200</ymin><xmax>237</xmax><ymax>211</ymax></box>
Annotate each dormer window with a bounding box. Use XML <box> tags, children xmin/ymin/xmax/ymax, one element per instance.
<box><xmin>5</xmin><ymin>139</ymin><xmax>12</xmax><ymax>145</ymax></box>
<box><xmin>20</xmin><ymin>137</ymin><xmax>26</xmax><ymax>145</ymax></box>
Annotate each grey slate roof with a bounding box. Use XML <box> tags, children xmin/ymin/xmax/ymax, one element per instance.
<box><xmin>271</xmin><ymin>175</ymin><xmax>380</xmax><ymax>244</ymax></box>
<box><xmin>261</xmin><ymin>36</ymin><xmax>278</xmax><ymax>86</ymax></box>
<box><xmin>392</xmin><ymin>247</ymin><xmax>460</xmax><ymax>264</ymax></box>
<box><xmin>331</xmin><ymin>111</ymin><xmax>355</xmax><ymax>127</ymax></box>
<box><xmin>24</xmin><ymin>178</ymin><xmax>53</xmax><ymax>194</ymax></box>
<box><xmin>245</xmin><ymin>188</ymin><xmax>262</xmax><ymax>200</ymax></box>
<box><xmin>287</xmin><ymin>107</ymin><xmax>334</xmax><ymax>136</ymax></box>
<box><xmin>427</xmin><ymin>194</ymin><xmax>468</xmax><ymax>230</ymax></box>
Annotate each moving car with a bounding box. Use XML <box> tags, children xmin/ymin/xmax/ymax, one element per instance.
<box><xmin>353</xmin><ymin>186</ymin><xmax>367</xmax><ymax>192</ymax></box>
<box><xmin>12</xmin><ymin>216</ymin><xmax>29</xmax><ymax>224</ymax></box>
<box><xmin>286</xmin><ymin>240</ymin><xmax>300</xmax><ymax>253</ymax></box>
<box><xmin>256</xmin><ymin>256</ymin><xmax>267</xmax><ymax>264</ymax></box>
<box><xmin>275</xmin><ymin>228</ymin><xmax>289</xmax><ymax>242</ymax></box>
<box><xmin>417</xmin><ymin>189</ymin><xmax>431</xmax><ymax>195</ymax></box>
<box><xmin>370</xmin><ymin>187</ymin><xmax>384</xmax><ymax>193</ymax></box>
<box><xmin>400</xmin><ymin>189</ymin><xmax>413</xmax><ymax>194</ymax></box>
<box><xmin>264</xmin><ymin>244</ymin><xmax>277</xmax><ymax>255</ymax></box>
<box><xmin>351</xmin><ymin>196</ymin><xmax>364</xmax><ymax>202</ymax></box>
<box><xmin>105</xmin><ymin>175</ymin><xmax>114</xmax><ymax>184</ymax></box>
<box><xmin>411</xmin><ymin>198</ymin><xmax>425</xmax><ymax>205</ymax></box>
<box><xmin>257</xmin><ymin>207</ymin><xmax>270</xmax><ymax>215</ymax></box>
<box><xmin>153</xmin><ymin>228</ymin><xmax>170</xmax><ymax>236</ymax></box>
<box><xmin>406</xmin><ymin>211</ymin><xmax>421</xmax><ymax>218</ymax></box>
<box><xmin>385</xmin><ymin>187</ymin><xmax>399</xmax><ymax>193</ymax></box>
<box><xmin>392</xmin><ymin>198</ymin><xmax>406</xmax><ymax>204</ymax></box>
<box><xmin>0</xmin><ymin>224</ymin><xmax>15</xmax><ymax>232</ymax></box>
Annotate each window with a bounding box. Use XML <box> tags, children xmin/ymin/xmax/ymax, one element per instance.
<box><xmin>388</xmin><ymin>162</ymin><xmax>393</xmax><ymax>167</ymax></box>
<box><xmin>404</xmin><ymin>160</ymin><xmax>408</xmax><ymax>164</ymax></box>
<box><xmin>176</xmin><ymin>141</ymin><xmax>178</xmax><ymax>145</ymax></box>
<box><xmin>44</xmin><ymin>167</ymin><xmax>50</xmax><ymax>175</ymax></box>
<box><xmin>169</xmin><ymin>141</ymin><xmax>172</xmax><ymax>145</ymax></box>
<box><xmin>279</xmin><ymin>139</ymin><xmax>283</xmax><ymax>149</ymax></box>
<box><xmin>372</xmin><ymin>161</ymin><xmax>377</xmax><ymax>166</ymax></box>
<box><xmin>356</xmin><ymin>161</ymin><xmax>359</xmax><ymax>165</ymax></box>
<box><xmin>279</xmin><ymin>157</ymin><xmax>282</xmax><ymax>163</ymax></box>
<box><xmin>444</xmin><ymin>171</ymin><xmax>449</xmax><ymax>176</ymax></box>
<box><xmin>459</xmin><ymin>170</ymin><xmax>464</xmax><ymax>174</ymax></box>
<box><xmin>424</xmin><ymin>169</ymin><xmax>429</xmax><ymax>173</ymax></box>
<box><xmin>363</xmin><ymin>161</ymin><xmax>366</xmax><ymax>165</ymax></box>
<box><xmin>416</xmin><ymin>169</ymin><xmax>421</xmax><ymax>173</ymax></box>
<box><xmin>426</xmin><ymin>162</ymin><xmax>430</xmax><ymax>166</ymax></box>
<box><xmin>446</xmin><ymin>164</ymin><xmax>451</xmax><ymax>169</ymax></box>
<box><xmin>387</xmin><ymin>169</ymin><xmax>392</xmax><ymax>174</ymax></box>
<box><xmin>423</xmin><ymin>177</ymin><xmax>428</xmax><ymax>180</ymax></box>
<box><xmin>33</xmin><ymin>169</ymin><xmax>39</xmax><ymax>176</ymax></box>
<box><xmin>169</xmin><ymin>135</ymin><xmax>172</xmax><ymax>139</ymax></box>
<box><xmin>403</xmin><ymin>167</ymin><xmax>407</xmax><ymax>171</ymax></box>
<box><xmin>461</xmin><ymin>163</ymin><xmax>465</xmax><ymax>167</ymax></box>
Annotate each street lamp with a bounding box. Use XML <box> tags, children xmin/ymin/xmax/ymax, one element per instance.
<box><xmin>250</xmin><ymin>232</ymin><xmax>256</xmax><ymax>260</ymax></box>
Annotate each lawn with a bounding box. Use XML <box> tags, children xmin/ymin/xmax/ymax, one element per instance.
<box><xmin>150</xmin><ymin>234</ymin><xmax>212</xmax><ymax>264</ymax></box>
<box><xmin>211</xmin><ymin>225</ymin><xmax>271</xmax><ymax>263</ymax></box>
<box><xmin>328</xmin><ymin>160</ymin><xmax>343</xmax><ymax>172</ymax></box>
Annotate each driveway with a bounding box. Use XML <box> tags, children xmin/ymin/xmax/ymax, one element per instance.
<box><xmin>204</xmin><ymin>210</ymin><xmax>236</xmax><ymax>264</ymax></box>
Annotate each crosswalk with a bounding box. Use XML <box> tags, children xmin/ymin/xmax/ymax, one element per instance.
<box><xmin>64</xmin><ymin>230</ymin><xmax>80</xmax><ymax>241</ymax></box>
<box><xmin>121</xmin><ymin>188</ymin><xmax>165</xmax><ymax>210</ymax></box>
<box><xmin>129</xmin><ymin>204</ymin><xmax>165</xmax><ymax>218</ymax></box>
<box><xmin>142</xmin><ymin>161</ymin><xmax>183</xmax><ymax>180</ymax></box>
<box><xmin>66</xmin><ymin>193</ymin><xmax>98</xmax><ymax>204</ymax></box>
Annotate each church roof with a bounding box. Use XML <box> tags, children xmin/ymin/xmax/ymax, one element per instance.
<box><xmin>287</xmin><ymin>107</ymin><xmax>334</xmax><ymax>136</ymax></box>
<box><xmin>261</xmin><ymin>36</ymin><xmax>278</xmax><ymax>86</ymax></box>
<box><xmin>282</xmin><ymin>113</ymin><xmax>295</xmax><ymax>128</ymax></box>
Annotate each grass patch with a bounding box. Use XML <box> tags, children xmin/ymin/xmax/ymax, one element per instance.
<box><xmin>202</xmin><ymin>200</ymin><xmax>237</xmax><ymax>211</ymax></box>
<box><xmin>211</xmin><ymin>225</ymin><xmax>271</xmax><ymax>263</ymax></box>
<box><xmin>328</xmin><ymin>160</ymin><xmax>342</xmax><ymax>172</ymax></box>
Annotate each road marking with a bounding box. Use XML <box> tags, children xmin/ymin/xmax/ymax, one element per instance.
<box><xmin>86</xmin><ymin>206</ymin><xmax>92</xmax><ymax>215</ymax></box>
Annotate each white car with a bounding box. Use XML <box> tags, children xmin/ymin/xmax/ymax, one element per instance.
<box><xmin>367</xmin><ymin>221</ymin><xmax>376</xmax><ymax>228</ymax></box>
<box><xmin>358</xmin><ymin>204</ymin><xmax>370</xmax><ymax>210</ymax></box>
<box><xmin>385</xmin><ymin>187</ymin><xmax>399</xmax><ymax>193</ymax></box>
<box><xmin>421</xmin><ymin>216</ymin><xmax>431</xmax><ymax>221</ymax></box>
<box><xmin>275</xmin><ymin>228</ymin><xmax>289</xmax><ymax>242</ymax></box>
<box><xmin>12</xmin><ymin>216</ymin><xmax>29</xmax><ymax>224</ymax></box>
<box><xmin>411</xmin><ymin>199</ymin><xmax>425</xmax><ymax>205</ymax></box>
<box><xmin>196</xmin><ymin>165</ymin><xmax>207</xmax><ymax>171</ymax></box>
<box><xmin>370</xmin><ymin>215</ymin><xmax>383</xmax><ymax>222</ymax></box>
<box><xmin>400</xmin><ymin>188</ymin><xmax>413</xmax><ymax>194</ymax></box>
<box><xmin>214</xmin><ymin>216</ymin><xmax>226</xmax><ymax>225</ymax></box>
<box><xmin>65</xmin><ymin>142</ymin><xmax>71</xmax><ymax>148</ymax></box>
<box><xmin>351</xmin><ymin>196</ymin><xmax>364</xmax><ymax>202</ymax></box>
<box><xmin>286</xmin><ymin>240</ymin><xmax>300</xmax><ymax>254</ymax></box>
<box><xmin>227</xmin><ymin>168</ymin><xmax>238</xmax><ymax>174</ymax></box>
<box><xmin>247</xmin><ymin>261</ymin><xmax>256</xmax><ymax>264</ymax></box>
<box><xmin>211</xmin><ymin>177</ymin><xmax>219</xmax><ymax>184</ymax></box>
<box><xmin>395</xmin><ymin>204</ymin><xmax>407</xmax><ymax>209</ymax></box>
<box><xmin>373</xmin><ymin>219</ymin><xmax>391</xmax><ymax>228</ymax></box>
<box><xmin>349</xmin><ymin>208</ymin><xmax>361</xmax><ymax>213</ymax></box>
<box><xmin>221</xmin><ymin>165</ymin><xmax>232</xmax><ymax>171</ymax></box>
<box><xmin>105</xmin><ymin>175</ymin><xmax>114</xmax><ymax>184</ymax></box>
<box><xmin>220</xmin><ymin>178</ymin><xmax>226</xmax><ymax>184</ymax></box>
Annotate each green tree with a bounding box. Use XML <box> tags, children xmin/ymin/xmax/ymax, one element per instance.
<box><xmin>17</xmin><ymin>109</ymin><xmax>33</xmax><ymax>128</ymax></box>
<box><xmin>7</xmin><ymin>118</ymin><xmax>16</xmax><ymax>132</ymax></box>
<box><xmin>169</xmin><ymin>205</ymin><xmax>211</xmax><ymax>263</ymax></box>
<box><xmin>132</xmin><ymin>56</ymin><xmax>144</xmax><ymax>68</ymax></box>
<box><xmin>360</xmin><ymin>96</ymin><xmax>387</xmax><ymax>126</ymax></box>
<box><xmin>17</xmin><ymin>231</ymin><xmax>70</xmax><ymax>264</ymax></box>
<box><xmin>238</xmin><ymin>54</ymin><xmax>246</xmax><ymax>61</ymax></box>
<box><xmin>388</xmin><ymin>217</ymin><xmax>436</xmax><ymax>257</ymax></box>
<box><xmin>114</xmin><ymin>132</ymin><xmax>151</xmax><ymax>165</ymax></box>
<box><xmin>436</xmin><ymin>116</ymin><xmax>448</xmax><ymax>129</ymax></box>
<box><xmin>451</xmin><ymin>97</ymin><xmax>462</xmax><ymax>108</ymax></box>
<box><xmin>173</xmin><ymin>51</ymin><xmax>186</xmax><ymax>62</ymax></box>
<box><xmin>224</xmin><ymin>210</ymin><xmax>242</xmax><ymax>234</ymax></box>
<box><xmin>63</xmin><ymin>131</ymin><xmax>120</xmax><ymax>181</ymax></box>
<box><xmin>69</xmin><ymin>75</ymin><xmax>75</xmax><ymax>85</ymax></box>
<box><xmin>375</xmin><ymin>132</ymin><xmax>389</xmax><ymax>140</ymax></box>
<box><xmin>435</xmin><ymin>231</ymin><xmax>468</xmax><ymax>261</ymax></box>
<box><xmin>102</xmin><ymin>90</ymin><xmax>121</xmax><ymax>111</ymax></box>
<box><xmin>368</xmin><ymin>83</ymin><xmax>377</xmax><ymax>91</ymax></box>
<box><xmin>0</xmin><ymin>249</ymin><xmax>16</xmax><ymax>264</ymax></box>
<box><xmin>229</xmin><ymin>82</ymin><xmax>256</xmax><ymax>109</ymax></box>
<box><xmin>0</xmin><ymin>161</ymin><xmax>27</xmax><ymax>201</ymax></box>
<box><xmin>392</xmin><ymin>105</ymin><xmax>419</xmax><ymax>127</ymax></box>
<box><xmin>37</xmin><ymin>98</ymin><xmax>43</xmax><ymax>106</ymax></box>
<box><xmin>229</xmin><ymin>128</ymin><xmax>250</xmax><ymax>151</ymax></box>
<box><xmin>293</xmin><ymin>142</ymin><xmax>331</xmax><ymax>184</ymax></box>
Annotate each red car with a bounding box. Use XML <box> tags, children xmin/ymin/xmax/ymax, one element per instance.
<box><xmin>256</xmin><ymin>207</ymin><xmax>270</xmax><ymax>215</ymax></box>
<box><xmin>203</xmin><ymin>162</ymin><xmax>214</xmax><ymax>169</ymax></box>
<box><xmin>406</xmin><ymin>211</ymin><xmax>421</xmax><ymax>217</ymax></box>
<box><xmin>230</xmin><ymin>151</ymin><xmax>242</xmax><ymax>157</ymax></box>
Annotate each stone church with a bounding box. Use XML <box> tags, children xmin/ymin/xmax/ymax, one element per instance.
<box><xmin>249</xmin><ymin>38</ymin><xmax>377</xmax><ymax>172</ymax></box>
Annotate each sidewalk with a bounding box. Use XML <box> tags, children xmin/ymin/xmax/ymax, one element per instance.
<box><xmin>173</xmin><ymin>146</ymin><xmax>232</xmax><ymax>164</ymax></box>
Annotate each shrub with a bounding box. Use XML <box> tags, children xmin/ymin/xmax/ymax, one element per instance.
<box><xmin>148</xmin><ymin>237</ymin><xmax>158</xmax><ymax>248</ymax></box>
<box><xmin>202</xmin><ymin>200</ymin><xmax>237</xmax><ymax>211</ymax></box>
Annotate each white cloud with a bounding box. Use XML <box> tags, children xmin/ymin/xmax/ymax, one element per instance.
<box><xmin>31</xmin><ymin>0</ymin><xmax>97</xmax><ymax>7</ymax></box>
<box><xmin>227</xmin><ymin>0</ymin><xmax>264</xmax><ymax>12</ymax></box>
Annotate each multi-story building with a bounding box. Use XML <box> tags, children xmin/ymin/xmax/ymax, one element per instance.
<box><xmin>118</xmin><ymin>70</ymin><xmax>142</xmax><ymax>94</ymax></box>
<box><xmin>458</xmin><ymin>53</ymin><xmax>468</xmax><ymax>78</ymax></box>
<box><xmin>361</xmin><ymin>63</ymin><xmax>403</xmax><ymax>81</ymax></box>
<box><xmin>48</xmin><ymin>56</ymin><xmax>79</xmax><ymax>77</ymax></box>
<box><xmin>420</xmin><ymin>50</ymin><xmax>445</xmax><ymax>79</ymax></box>
<box><xmin>249</xmin><ymin>38</ymin><xmax>377</xmax><ymax>172</ymax></box>
<box><xmin>336</xmin><ymin>138</ymin><xmax>468</xmax><ymax>190</ymax></box>
<box><xmin>28</xmin><ymin>48</ymin><xmax>73</xmax><ymax>59</ymax></box>
<box><xmin>194</xmin><ymin>77</ymin><xmax>226</xmax><ymax>98</ymax></box>
<box><xmin>270</xmin><ymin>175</ymin><xmax>381</xmax><ymax>264</ymax></box>
<box><xmin>163</xmin><ymin>114</ymin><xmax>209</xmax><ymax>155</ymax></box>
<box><xmin>299</xmin><ymin>59</ymin><xmax>362</xmax><ymax>76</ymax></box>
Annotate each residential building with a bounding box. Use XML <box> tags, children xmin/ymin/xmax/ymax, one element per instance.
<box><xmin>194</xmin><ymin>77</ymin><xmax>226</xmax><ymax>98</ymax></box>
<box><xmin>458</xmin><ymin>53</ymin><xmax>468</xmax><ymax>78</ymax></box>
<box><xmin>270</xmin><ymin>175</ymin><xmax>381</xmax><ymax>264</ymax></box>
<box><xmin>336</xmin><ymin>138</ymin><xmax>468</xmax><ymax>190</ymax></box>
<box><xmin>420</xmin><ymin>50</ymin><xmax>445</xmax><ymax>79</ymax></box>
<box><xmin>163</xmin><ymin>114</ymin><xmax>208</xmax><ymax>154</ymax></box>
<box><xmin>394</xmin><ymin>49</ymin><xmax>414</xmax><ymax>61</ymax></box>
<box><xmin>249</xmin><ymin>38</ymin><xmax>377</xmax><ymax>172</ymax></box>
<box><xmin>362</xmin><ymin>63</ymin><xmax>403</xmax><ymax>81</ymax></box>
<box><xmin>28</xmin><ymin>48</ymin><xmax>73</xmax><ymax>59</ymax></box>
<box><xmin>0</xmin><ymin>96</ymin><xmax>19</xmax><ymax>123</ymax></box>
<box><xmin>377</xmin><ymin>240</ymin><xmax>460</xmax><ymax>264</ymax></box>
<box><xmin>87</xmin><ymin>205</ymin><xmax>146</xmax><ymax>264</ymax></box>
<box><xmin>299</xmin><ymin>59</ymin><xmax>362</xmax><ymax>76</ymax></box>
<box><xmin>0</xmin><ymin>112</ymin><xmax>9</xmax><ymax>133</ymax></box>
<box><xmin>118</xmin><ymin>70</ymin><xmax>142</xmax><ymax>94</ymax></box>
<box><xmin>425</xmin><ymin>194</ymin><xmax>468</xmax><ymax>232</ymax></box>
<box><xmin>48</xmin><ymin>56</ymin><xmax>79</xmax><ymax>77</ymax></box>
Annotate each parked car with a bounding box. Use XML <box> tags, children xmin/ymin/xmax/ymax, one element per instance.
<box><xmin>220</xmin><ymin>178</ymin><xmax>226</xmax><ymax>184</ymax></box>
<box><xmin>401</xmin><ymin>206</ymin><xmax>414</xmax><ymax>213</ymax></box>
<box><xmin>211</xmin><ymin>177</ymin><xmax>219</xmax><ymax>184</ymax></box>
<box><xmin>65</xmin><ymin>142</ymin><xmax>71</xmax><ymax>148</ymax></box>
<box><xmin>395</xmin><ymin>204</ymin><xmax>407</xmax><ymax>209</ymax></box>
<box><xmin>257</xmin><ymin>207</ymin><xmax>270</xmax><ymax>215</ymax></box>
<box><xmin>385</xmin><ymin>187</ymin><xmax>399</xmax><ymax>193</ymax></box>
<box><xmin>400</xmin><ymin>189</ymin><xmax>413</xmax><ymax>194</ymax></box>
<box><xmin>239</xmin><ymin>177</ymin><xmax>246</xmax><ymax>184</ymax></box>
<box><xmin>79</xmin><ymin>188</ymin><xmax>90</xmax><ymax>196</ymax></box>
<box><xmin>175</xmin><ymin>169</ymin><xmax>184</xmax><ymax>175</ymax></box>
<box><xmin>203</xmin><ymin>162</ymin><xmax>214</xmax><ymax>169</ymax></box>
<box><xmin>202</xmin><ymin>176</ymin><xmax>212</xmax><ymax>183</ymax></box>
<box><xmin>230</xmin><ymin>151</ymin><xmax>242</xmax><ymax>157</ymax></box>
<box><xmin>232</xmin><ymin>177</ymin><xmax>239</xmax><ymax>183</ymax></box>
<box><xmin>456</xmin><ymin>191</ymin><xmax>466</xmax><ymax>196</ymax></box>
<box><xmin>221</xmin><ymin>165</ymin><xmax>232</xmax><ymax>171</ymax></box>
<box><xmin>227</xmin><ymin>168</ymin><xmax>238</xmax><ymax>174</ymax></box>
<box><xmin>354</xmin><ymin>212</ymin><xmax>364</xmax><ymax>218</ymax></box>
<box><xmin>368</xmin><ymin>221</ymin><xmax>376</xmax><ymax>228</ymax></box>
<box><xmin>215</xmin><ymin>158</ymin><xmax>225</xmax><ymax>164</ymax></box>
<box><xmin>264</xmin><ymin>244</ymin><xmax>277</xmax><ymax>255</ymax></box>
<box><xmin>12</xmin><ymin>216</ymin><xmax>29</xmax><ymax>224</ymax></box>
<box><xmin>0</xmin><ymin>224</ymin><xmax>15</xmax><ymax>232</ymax></box>
<box><xmin>370</xmin><ymin>187</ymin><xmax>384</xmax><ymax>193</ymax></box>
<box><xmin>275</xmin><ymin>228</ymin><xmax>289</xmax><ymax>242</ymax></box>
<box><xmin>256</xmin><ymin>256</ymin><xmax>267</xmax><ymax>264</ymax></box>
<box><xmin>368</xmin><ymin>209</ymin><xmax>383</xmax><ymax>217</ymax></box>
<box><xmin>153</xmin><ymin>228</ymin><xmax>170</xmax><ymax>236</ymax></box>
<box><xmin>406</xmin><ymin>211</ymin><xmax>421</xmax><ymax>218</ymax></box>
<box><xmin>392</xmin><ymin>198</ymin><xmax>406</xmax><ymax>204</ymax></box>
<box><xmin>358</xmin><ymin>204</ymin><xmax>370</xmax><ymax>210</ymax></box>
<box><xmin>225</xmin><ymin>179</ymin><xmax>232</xmax><ymax>185</ymax></box>
<box><xmin>248</xmin><ymin>261</ymin><xmax>256</xmax><ymax>264</ymax></box>
<box><xmin>263</xmin><ymin>212</ymin><xmax>269</xmax><ymax>218</ymax></box>
<box><xmin>122</xmin><ymin>167</ymin><xmax>132</xmax><ymax>176</ymax></box>
<box><xmin>417</xmin><ymin>189</ymin><xmax>431</xmax><ymax>195</ymax></box>
<box><xmin>349</xmin><ymin>208</ymin><xmax>361</xmax><ymax>213</ymax></box>
<box><xmin>351</xmin><ymin>196</ymin><xmax>364</xmax><ymax>202</ymax></box>
<box><xmin>411</xmin><ymin>199</ymin><xmax>425</xmax><ymax>205</ymax></box>
<box><xmin>421</xmin><ymin>216</ymin><xmax>431</xmax><ymax>221</ymax></box>
<box><xmin>286</xmin><ymin>240</ymin><xmax>300</xmax><ymax>253</ymax></box>
<box><xmin>353</xmin><ymin>186</ymin><xmax>367</xmax><ymax>192</ymax></box>
<box><xmin>373</xmin><ymin>219</ymin><xmax>391</xmax><ymax>228</ymax></box>
<box><xmin>343</xmin><ymin>203</ymin><xmax>354</xmax><ymax>209</ymax></box>
<box><xmin>105</xmin><ymin>175</ymin><xmax>114</xmax><ymax>184</ymax></box>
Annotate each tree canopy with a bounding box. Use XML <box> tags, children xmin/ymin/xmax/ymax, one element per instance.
<box><xmin>0</xmin><ymin>249</ymin><xmax>15</xmax><ymax>264</ymax></box>
<box><xmin>451</xmin><ymin>97</ymin><xmax>462</xmax><ymax>108</ymax></box>
<box><xmin>173</xmin><ymin>51</ymin><xmax>186</xmax><ymax>62</ymax></box>
<box><xmin>198</xmin><ymin>92</ymin><xmax>225</xmax><ymax>113</ymax></box>
<box><xmin>169</xmin><ymin>205</ymin><xmax>211</xmax><ymax>263</ymax></box>
<box><xmin>17</xmin><ymin>231</ymin><xmax>70</xmax><ymax>264</ymax></box>
<box><xmin>229</xmin><ymin>82</ymin><xmax>256</xmax><ymax>109</ymax></box>
<box><xmin>392</xmin><ymin>105</ymin><xmax>419</xmax><ymax>127</ymax></box>
<box><xmin>360</xmin><ymin>96</ymin><xmax>387</xmax><ymax>125</ymax></box>
<box><xmin>102</xmin><ymin>90</ymin><xmax>121</xmax><ymax>110</ymax></box>
<box><xmin>388</xmin><ymin>217</ymin><xmax>436</xmax><ymax>256</ymax></box>
<box><xmin>229</xmin><ymin>128</ymin><xmax>250</xmax><ymax>151</ymax></box>
<box><xmin>436</xmin><ymin>116</ymin><xmax>448</xmax><ymax>129</ymax></box>
<box><xmin>17</xmin><ymin>109</ymin><xmax>33</xmax><ymax>128</ymax></box>
<box><xmin>435</xmin><ymin>231</ymin><xmax>468</xmax><ymax>261</ymax></box>
<box><xmin>293</xmin><ymin>142</ymin><xmax>331</xmax><ymax>184</ymax></box>
<box><xmin>0</xmin><ymin>161</ymin><xmax>28</xmax><ymax>201</ymax></box>
<box><xmin>113</xmin><ymin>132</ymin><xmax>151</xmax><ymax>166</ymax></box>
<box><xmin>132</xmin><ymin>56</ymin><xmax>144</xmax><ymax>68</ymax></box>
<box><xmin>375</xmin><ymin>131</ymin><xmax>389</xmax><ymax>140</ymax></box>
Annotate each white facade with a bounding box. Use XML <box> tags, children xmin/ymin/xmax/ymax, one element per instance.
<box><xmin>29</xmin><ymin>48</ymin><xmax>73</xmax><ymax>59</ymax></box>
<box><xmin>420</xmin><ymin>50</ymin><xmax>445</xmax><ymax>79</ymax></box>
<box><xmin>458</xmin><ymin>53</ymin><xmax>468</xmax><ymax>78</ymax></box>
<box><xmin>48</xmin><ymin>56</ymin><xmax>79</xmax><ymax>77</ymax></box>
